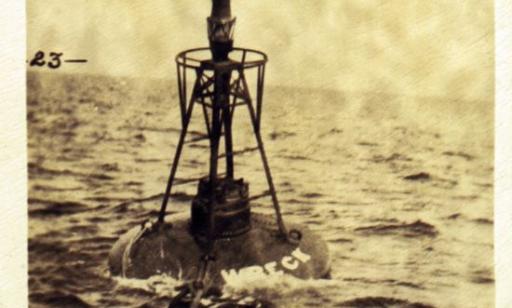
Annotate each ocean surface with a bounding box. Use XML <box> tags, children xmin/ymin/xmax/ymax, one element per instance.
<box><xmin>28</xmin><ymin>71</ymin><xmax>494</xmax><ymax>307</ymax></box>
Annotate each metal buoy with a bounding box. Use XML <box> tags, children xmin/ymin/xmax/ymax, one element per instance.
<box><xmin>109</xmin><ymin>0</ymin><xmax>331</xmax><ymax>299</ymax></box>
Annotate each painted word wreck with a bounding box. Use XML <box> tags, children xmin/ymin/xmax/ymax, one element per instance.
<box><xmin>221</xmin><ymin>247</ymin><xmax>311</xmax><ymax>281</ymax></box>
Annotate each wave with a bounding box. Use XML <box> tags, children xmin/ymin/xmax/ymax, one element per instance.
<box><xmin>336</xmin><ymin>296</ymin><xmax>434</xmax><ymax>308</ymax></box>
<box><xmin>354</xmin><ymin>220</ymin><xmax>438</xmax><ymax>238</ymax></box>
<box><xmin>29</xmin><ymin>199</ymin><xmax>90</xmax><ymax>217</ymax></box>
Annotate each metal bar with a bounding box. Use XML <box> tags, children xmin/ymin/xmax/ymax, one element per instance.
<box><xmin>208</xmin><ymin>72</ymin><xmax>223</xmax><ymax>187</ymax></box>
<box><xmin>197</xmin><ymin>91</ymin><xmax>215</xmax><ymax>98</ymax></box>
<box><xmin>230</xmin><ymin>93</ymin><xmax>248</xmax><ymax>101</ymax></box>
<box><xmin>201</xmin><ymin>75</ymin><xmax>215</xmax><ymax>92</ymax></box>
<box><xmin>223</xmin><ymin>101</ymin><xmax>234</xmax><ymax>178</ymax></box>
<box><xmin>256</xmin><ymin>65</ymin><xmax>266</xmax><ymax>130</ymax></box>
<box><xmin>183</xmin><ymin>58</ymin><xmax>188</xmax><ymax>107</ymax></box>
<box><xmin>229</xmin><ymin>75</ymin><xmax>243</xmax><ymax>118</ymax></box>
<box><xmin>177</xmin><ymin>64</ymin><xmax>186</xmax><ymax>128</ymax></box>
<box><xmin>222</xmin><ymin>70</ymin><xmax>235</xmax><ymax>179</ymax></box>
<box><xmin>201</xmin><ymin>95</ymin><xmax>212</xmax><ymax>137</ymax></box>
<box><xmin>175</xmin><ymin>47</ymin><xmax>267</xmax><ymax>70</ymax></box>
<box><xmin>241</xmin><ymin>49</ymin><xmax>247</xmax><ymax>64</ymax></box>
<box><xmin>229</xmin><ymin>79</ymin><xmax>238</xmax><ymax>116</ymax></box>
<box><xmin>158</xmin><ymin>69</ymin><xmax>203</xmax><ymax>223</ymax></box>
<box><xmin>239</xmin><ymin>70</ymin><xmax>287</xmax><ymax>237</ymax></box>
<box><xmin>255</xmin><ymin>66</ymin><xmax>262</xmax><ymax>130</ymax></box>
<box><xmin>204</xmin><ymin>73</ymin><xmax>215</xmax><ymax>85</ymax></box>
<box><xmin>183</xmin><ymin>57</ymin><xmax>205</xmax><ymax>63</ymax></box>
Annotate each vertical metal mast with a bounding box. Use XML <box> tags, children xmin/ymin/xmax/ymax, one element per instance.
<box><xmin>207</xmin><ymin>0</ymin><xmax>236</xmax><ymax>185</ymax></box>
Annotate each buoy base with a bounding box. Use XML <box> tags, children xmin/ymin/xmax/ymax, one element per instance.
<box><xmin>109</xmin><ymin>212</ymin><xmax>330</xmax><ymax>286</ymax></box>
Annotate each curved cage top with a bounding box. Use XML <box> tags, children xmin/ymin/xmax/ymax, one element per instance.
<box><xmin>176</xmin><ymin>47</ymin><xmax>267</xmax><ymax>70</ymax></box>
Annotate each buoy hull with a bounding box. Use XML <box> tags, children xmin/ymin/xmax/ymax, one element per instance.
<box><xmin>109</xmin><ymin>212</ymin><xmax>330</xmax><ymax>285</ymax></box>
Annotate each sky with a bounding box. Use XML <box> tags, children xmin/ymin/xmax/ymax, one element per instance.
<box><xmin>27</xmin><ymin>0</ymin><xmax>493</xmax><ymax>101</ymax></box>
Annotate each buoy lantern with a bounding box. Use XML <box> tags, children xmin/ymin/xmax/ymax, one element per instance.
<box><xmin>108</xmin><ymin>0</ymin><xmax>331</xmax><ymax>295</ymax></box>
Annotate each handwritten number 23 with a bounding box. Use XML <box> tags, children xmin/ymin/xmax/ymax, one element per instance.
<box><xmin>30</xmin><ymin>51</ymin><xmax>63</xmax><ymax>69</ymax></box>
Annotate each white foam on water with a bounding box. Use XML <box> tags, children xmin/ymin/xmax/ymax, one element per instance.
<box><xmin>223</xmin><ymin>271</ymin><xmax>337</xmax><ymax>298</ymax></box>
<box><xmin>113</xmin><ymin>271</ymin><xmax>338</xmax><ymax>306</ymax></box>
<box><xmin>114</xmin><ymin>274</ymin><xmax>182</xmax><ymax>296</ymax></box>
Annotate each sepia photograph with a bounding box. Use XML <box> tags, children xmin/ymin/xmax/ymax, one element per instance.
<box><xmin>24</xmin><ymin>0</ymin><xmax>495</xmax><ymax>307</ymax></box>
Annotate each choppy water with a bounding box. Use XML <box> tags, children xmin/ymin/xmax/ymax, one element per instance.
<box><xmin>28</xmin><ymin>71</ymin><xmax>494</xmax><ymax>307</ymax></box>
